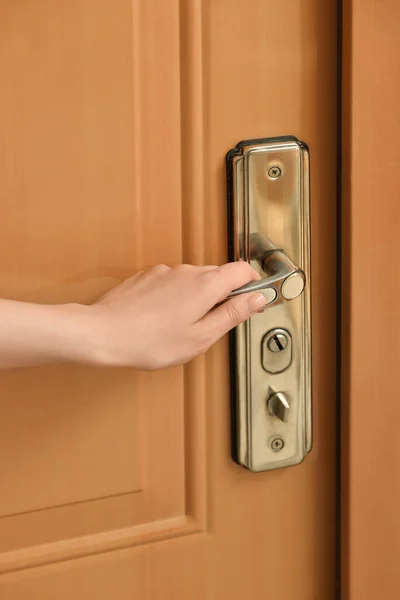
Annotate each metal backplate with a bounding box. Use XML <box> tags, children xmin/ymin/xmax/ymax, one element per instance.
<box><xmin>227</xmin><ymin>136</ymin><xmax>311</xmax><ymax>472</ymax></box>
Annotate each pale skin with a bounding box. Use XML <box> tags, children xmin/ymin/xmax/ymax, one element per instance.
<box><xmin>0</xmin><ymin>261</ymin><xmax>266</xmax><ymax>370</ymax></box>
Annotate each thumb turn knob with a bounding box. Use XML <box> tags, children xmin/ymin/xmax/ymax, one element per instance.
<box><xmin>267</xmin><ymin>392</ymin><xmax>290</xmax><ymax>422</ymax></box>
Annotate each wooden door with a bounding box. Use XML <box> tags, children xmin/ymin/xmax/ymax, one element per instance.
<box><xmin>342</xmin><ymin>0</ymin><xmax>400</xmax><ymax>597</ymax></box>
<box><xmin>0</xmin><ymin>1</ymin><xmax>338</xmax><ymax>598</ymax></box>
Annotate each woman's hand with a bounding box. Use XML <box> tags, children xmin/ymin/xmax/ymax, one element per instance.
<box><xmin>90</xmin><ymin>262</ymin><xmax>265</xmax><ymax>369</ymax></box>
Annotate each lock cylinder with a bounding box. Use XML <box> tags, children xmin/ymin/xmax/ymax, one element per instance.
<box><xmin>261</xmin><ymin>328</ymin><xmax>292</xmax><ymax>373</ymax></box>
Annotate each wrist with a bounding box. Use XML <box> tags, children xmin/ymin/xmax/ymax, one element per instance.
<box><xmin>53</xmin><ymin>303</ymin><xmax>108</xmax><ymax>367</ymax></box>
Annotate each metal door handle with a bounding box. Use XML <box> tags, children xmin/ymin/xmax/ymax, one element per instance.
<box><xmin>228</xmin><ymin>233</ymin><xmax>305</xmax><ymax>305</ymax></box>
<box><xmin>227</xmin><ymin>136</ymin><xmax>312</xmax><ymax>472</ymax></box>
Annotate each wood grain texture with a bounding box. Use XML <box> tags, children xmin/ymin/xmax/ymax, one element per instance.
<box><xmin>0</xmin><ymin>0</ymin><xmax>192</xmax><ymax>568</ymax></box>
<box><xmin>0</xmin><ymin>0</ymin><xmax>337</xmax><ymax>596</ymax></box>
<box><xmin>342</xmin><ymin>0</ymin><xmax>400</xmax><ymax>597</ymax></box>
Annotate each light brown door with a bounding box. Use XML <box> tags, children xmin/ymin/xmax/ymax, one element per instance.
<box><xmin>0</xmin><ymin>1</ymin><xmax>337</xmax><ymax>598</ymax></box>
<box><xmin>342</xmin><ymin>0</ymin><xmax>400</xmax><ymax>597</ymax></box>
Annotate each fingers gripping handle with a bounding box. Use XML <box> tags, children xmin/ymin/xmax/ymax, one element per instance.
<box><xmin>227</xmin><ymin>235</ymin><xmax>306</xmax><ymax>307</ymax></box>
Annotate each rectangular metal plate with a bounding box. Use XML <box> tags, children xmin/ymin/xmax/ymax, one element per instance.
<box><xmin>227</xmin><ymin>136</ymin><xmax>312</xmax><ymax>471</ymax></box>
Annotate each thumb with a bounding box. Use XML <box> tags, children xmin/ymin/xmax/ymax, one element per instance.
<box><xmin>199</xmin><ymin>292</ymin><xmax>267</xmax><ymax>342</ymax></box>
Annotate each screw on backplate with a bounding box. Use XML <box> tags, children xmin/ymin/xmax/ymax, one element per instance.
<box><xmin>267</xmin><ymin>332</ymin><xmax>288</xmax><ymax>353</ymax></box>
<box><xmin>270</xmin><ymin>437</ymin><xmax>285</xmax><ymax>452</ymax></box>
<box><xmin>267</xmin><ymin>165</ymin><xmax>283</xmax><ymax>180</ymax></box>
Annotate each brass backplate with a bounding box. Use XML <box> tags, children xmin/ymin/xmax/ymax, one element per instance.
<box><xmin>227</xmin><ymin>136</ymin><xmax>312</xmax><ymax>471</ymax></box>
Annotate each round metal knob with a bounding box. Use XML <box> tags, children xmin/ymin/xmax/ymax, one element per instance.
<box><xmin>281</xmin><ymin>273</ymin><xmax>305</xmax><ymax>300</ymax></box>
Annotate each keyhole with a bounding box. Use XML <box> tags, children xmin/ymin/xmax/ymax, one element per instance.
<box><xmin>267</xmin><ymin>332</ymin><xmax>288</xmax><ymax>353</ymax></box>
<box><xmin>272</xmin><ymin>335</ymin><xmax>284</xmax><ymax>351</ymax></box>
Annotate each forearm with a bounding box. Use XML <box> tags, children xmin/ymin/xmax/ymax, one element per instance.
<box><xmin>0</xmin><ymin>300</ymin><xmax>97</xmax><ymax>369</ymax></box>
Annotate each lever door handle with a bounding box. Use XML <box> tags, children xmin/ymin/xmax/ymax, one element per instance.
<box><xmin>227</xmin><ymin>136</ymin><xmax>312</xmax><ymax>472</ymax></box>
<box><xmin>228</xmin><ymin>233</ymin><xmax>305</xmax><ymax>305</ymax></box>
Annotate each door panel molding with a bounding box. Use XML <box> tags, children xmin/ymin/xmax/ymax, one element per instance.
<box><xmin>0</xmin><ymin>0</ymin><xmax>208</xmax><ymax>575</ymax></box>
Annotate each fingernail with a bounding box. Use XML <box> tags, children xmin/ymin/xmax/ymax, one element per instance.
<box><xmin>247</xmin><ymin>293</ymin><xmax>267</xmax><ymax>312</ymax></box>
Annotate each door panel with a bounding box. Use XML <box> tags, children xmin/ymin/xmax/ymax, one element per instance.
<box><xmin>342</xmin><ymin>0</ymin><xmax>400</xmax><ymax>597</ymax></box>
<box><xmin>0</xmin><ymin>1</ymin><xmax>337</xmax><ymax>597</ymax></box>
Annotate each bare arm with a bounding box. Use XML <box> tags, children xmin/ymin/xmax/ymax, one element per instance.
<box><xmin>0</xmin><ymin>262</ymin><xmax>266</xmax><ymax>370</ymax></box>
<box><xmin>0</xmin><ymin>300</ymin><xmax>98</xmax><ymax>369</ymax></box>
